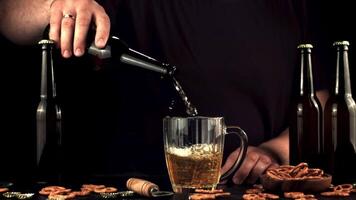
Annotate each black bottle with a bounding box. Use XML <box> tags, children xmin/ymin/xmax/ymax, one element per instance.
<box><xmin>324</xmin><ymin>41</ymin><xmax>356</xmax><ymax>183</ymax></box>
<box><xmin>36</xmin><ymin>39</ymin><xmax>63</xmax><ymax>183</ymax></box>
<box><xmin>88</xmin><ymin>36</ymin><xmax>176</xmax><ymax>75</ymax></box>
<box><xmin>88</xmin><ymin>36</ymin><xmax>198</xmax><ymax>116</ymax></box>
<box><xmin>289</xmin><ymin>44</ymin><xmax>322</xmax><ymax>167</ymax></box>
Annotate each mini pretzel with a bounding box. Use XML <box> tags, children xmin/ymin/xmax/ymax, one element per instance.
<box><xmin>50</xmin><ymin>189</ymin><xmax>72</xmax><ymax>195</ymax></box>
<box><xmin>213</xmin><ymin>192</ymin><xmax>231</xmax><ymax>197</ymax></box>
<box><xmin>279</xmin><ymin>171</ymin><xmax>293</xmax><ymax>179</ymax></box>
<box><xmin>266</xmin><ymin>170</ymin><xmax>283</xmax><ymax>180</ymax></box>
<box><xmin>242</xmin><ymin>194</ymin><xmax>264</xmax><ymax>200</ymax></box>
<box><xmin>94</xmin><ymin>187</ymin><xmax>118</xmax><ymax>193</ymax></box>
<box><xmin>39</xmin><ymin>186</ymin><xmax>67</xmax><ymax>195</ymax></box>
<box><xmin>82</xmin><ymin>184</ymin><xmax>105</xmax><ymax>189</ymax></box>
<box><xmin>294</xmin><ymin>168</ymin><xmax>309</xmax><ymax>178</ymax></box>
<box><xmin>245</xmin><ymin>188</ymin><xmax>263</xmax><ymax>194</ymax></box>
<box><xmin>81</xmin><ymin>184</ymin><xmax>105</xmax><ymax>191</ymax></box>
<box><xmin>194</xmin><ymin>189</ymin><xmax>224</xmax><ymax>194</ymax></box>
<box><xmin>47</xmin><ymin>189</ymin><xmax>76</xmax><ymax>200</ymax></box>
<box><xmin>306</xmin><ymin>168</ymin><xmax>323</xmax><ymax>177</ymax></box>
<box><xmin>320</xmin><ymin>191</ymin><xmax>336</xmax><ymax>196</ymax></box>
<box><xmin>335</xmin><ymin>191</ymin><xmax>350</xmax><ymax>197</ymax></box>
<box><xmin>290</xmin><ymin>162</ymin><xmax>308</xmax><ymax>177</ymax></box>
<box><xmin>0</xmin><ymin>187</ymin><xmax>9</xmax><ymax>193</ymax></box>
<box><xmin>189</xmin><ymin>193</ymin><xmax>216</xmax><ymax>200</ymax></box>
<box><xmin>258</xmin><ymin>193</ymin><xmax>279</xmax><ymax>199</ymax></box>
<box><xmin>303</xmin><ymin>175</ymin><xmax>323</xmax><ymax>180</ymax></box>
<box><xmin>48</xmin><ymin>193</ymin><xmax>76</xmax><ymax>200</ymax></box>
<box><xmin>266</xmin><ymin>162</ymin><xmax>326</xmax><ymax>181</ymax></box>
<box><xmin>242</xmin><ymin>194</ymin><xmax>258</xmax><ymax>200</ymax></box>
<box><xmin>71</xmin><ymin>190</ymin><xmax>91</xmax><ymax>196</ymax></box>
<box><xmin>80</xmin><ymin>187</ymin><xmax>92</xmax><ymax>193</ymax></box>
<box><xmin>302</xmin><ymin>194</ymin><xmax>315</xmax><ymax>198</ymax></box>
<box><xmin>284</xmin><ymin>192</ymin><xmax>305</xmax><ymax>198</ymax></box>
<box><xmin>279</xmin><ymin>164</ymin><xmax>294</xmax><ymax>170</ymax></box>
<box><xmin>319</xmin><ymin>183</ymin><xmax>354</xmax><ymax>197</ymax></box>
<box><xmin>334</xmin><ymin>184</ymin><xmax>353</xmax><ymax>192</ymax></box>
<box><xmin>321</xmin><ymin>191</ymin><xmax>350</xmax><ymax>197</ymax></box>
<box><xmin>191</xmin><ymin>189</ymin><xmax>230</xmax><ymax>199</ymax></box>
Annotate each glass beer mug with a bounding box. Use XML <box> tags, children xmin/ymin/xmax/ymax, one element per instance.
<box><xmin>163</xmin><ymin>116</ymin><xmax>248</xmax><ymax>193</ymax></box>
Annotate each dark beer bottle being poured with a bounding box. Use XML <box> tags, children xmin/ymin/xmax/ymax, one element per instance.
<box><xmin>324</xmin><ymin>41</ymin><xmax>356</xmax><ymax>184</ymax></box>
<box><xmin>88</xmin><ymin>36</ymin><xmax>198</xmax><ymax>116</ymax></box>
<box><xmin>289</xmin><ymin>44</ymin><xmax>322</xmax><ymax>167</ymax></box>
<box><xmin>36</xmin><ymin>39</ymin><xmax>63</xmax><ymax>183</ymax></box>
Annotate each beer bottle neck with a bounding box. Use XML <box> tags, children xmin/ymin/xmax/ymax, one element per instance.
<box><xmin>299</xmin><ymin>48</ymin><xmax>315</xmax><ymax>96</ymax></box>
<box><xmin>40</xmin><ymin>42</ymin><xmax>56</xmax><ymax>100</ymax></box>
<box><xmin>334</xmin><ymin>45</ymin><xmax>352</xmax><ymax>96</ymax></box>
<box><xmin>87</xmin><ymin>36</ymin><xmax>176</xmax><ymax>76</ymax></box>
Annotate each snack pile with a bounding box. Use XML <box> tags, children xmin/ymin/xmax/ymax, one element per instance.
<box><xmin>38</xmin><ymin>184</ymin><xmax>118</xmax><ymax>200</ymax></box>
<box><xmin>189</xmin><ymin>189</ymin><xmax>231</xmax><ymax>200</ymax></box>
<box><xmin>266</xmin><ymin>163</ymin><xmax>324</xmax><ymax>180</ymax></box>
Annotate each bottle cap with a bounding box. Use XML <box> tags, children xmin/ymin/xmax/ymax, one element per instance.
<box><xmin>297</xmin><ymin>44</ymin><xmax>313</xmax><ymax>49</ymax></box>
<box><xmin>2</xmin><ymin>192</ymin><xmax>20</xmax><ymax>198</ymax></box>
<box><xmin>15</xmin><ymin>193</ymin><xmax>35</xmax><ymax>199</ymax></box>
<box><xmin>99</xmin><ymin>191</ymin><xmax>135</xmax><ymax>198</ymax></box>
<box><xmin>333</xmin><ymin>41</ymin><xmax>350</xmax><ymax>46</ymax></box>
<box><xmin>38</xmin><ymin>39</ymin><xmax>55</xmax><ymax>45</ymax></box>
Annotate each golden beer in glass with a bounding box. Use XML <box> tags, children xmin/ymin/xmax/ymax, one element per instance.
<box><xmin>163</xmin><ymin>116</ymin><xmax>248</xmax><ymax>193</ymax></box>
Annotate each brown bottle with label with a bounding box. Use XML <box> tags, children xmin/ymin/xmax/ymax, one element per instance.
<box><xmin>324</xmin><ymin>41</ymin><xmax>356</xmax><ymax>184</ymax></box>
<box><xmin>289</xmin><ymin>44</ymin><xmax>322</xmax><ymax>167</ymax></box>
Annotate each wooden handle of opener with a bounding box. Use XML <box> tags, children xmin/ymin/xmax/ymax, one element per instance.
<box><xmin>126</xmin><ymin>178</ymin><xmax>159</xmax><ymax>197</ymax></box>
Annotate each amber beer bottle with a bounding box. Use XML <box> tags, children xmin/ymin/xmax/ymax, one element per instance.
<box><xmin>36</xmin><ymin>39</ymin><xmax>63</xmax><ymax>183</ymax></box>
<box><xmin>289</xmin><ymin>44</ymin><xmax>322</xmax><ymax>167</ymax></box>
<box><xmin>324</xmin><ymin>41</ymin><xmax>356</xmax><ymax>183</ymax></box>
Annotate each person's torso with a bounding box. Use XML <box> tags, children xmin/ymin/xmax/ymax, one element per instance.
<box><xmin>59</xmin><ymin>0</ymin><xmax>303</xmax><ymax>176</ymax></box>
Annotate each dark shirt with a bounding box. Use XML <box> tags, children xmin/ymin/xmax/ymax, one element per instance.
<box><xmin>105</xmin><ymin>0</ymin><xmax>306</xmax><ymax>145</ymax></box>
<box><xmin>58</xmin><ymin>0</ymin><xmax>324</xmax><ymax>176</ymax></box>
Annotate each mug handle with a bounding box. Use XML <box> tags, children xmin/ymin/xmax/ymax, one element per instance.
<box><xmin>220</xmin><ymin>126</ymin><xmax>248</xmax><ymax>181</ymax></box>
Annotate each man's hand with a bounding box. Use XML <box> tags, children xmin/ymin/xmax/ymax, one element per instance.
<box><xmin>49</xmin><ymin>0</ymin><xmax>110</xmax><ymax>58</ymax></box>
<box><xmin>221</xmin><ymin>146</ymin><xmax>279</xmax><ymax>185</ymax></box>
